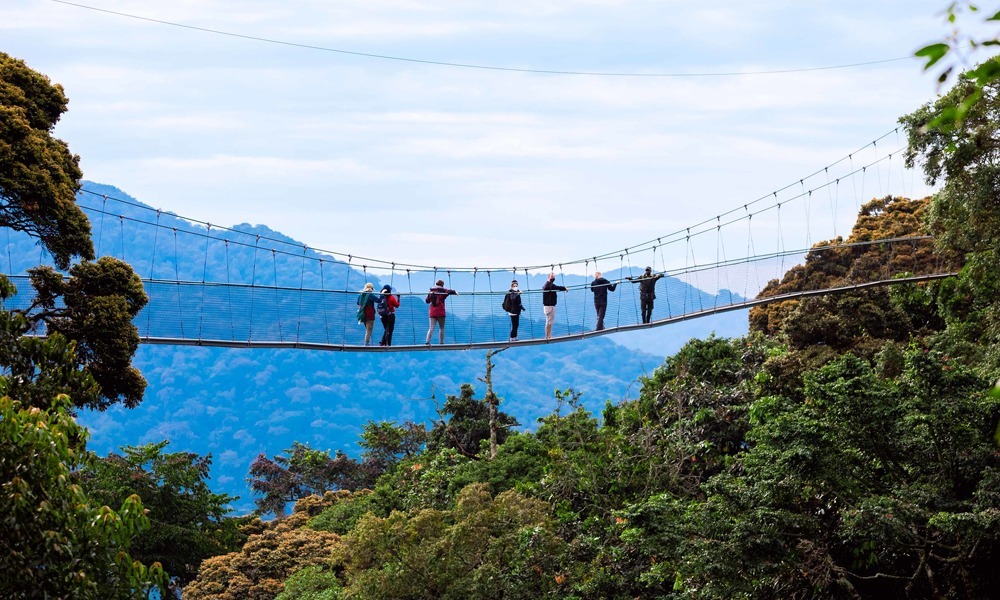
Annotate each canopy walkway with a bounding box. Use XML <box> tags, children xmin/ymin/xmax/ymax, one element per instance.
<box><xmin>0</xmin><ymin>128</ymin><xmax>958</xmax><ymax>351</ymax></box>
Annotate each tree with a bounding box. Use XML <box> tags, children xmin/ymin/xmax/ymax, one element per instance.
<box><xmin>902</xmin><ymin>76</ymin><xmax>1000</xmax><ymax>254</ymax></box>
<box><xmin>331</xmin><ymin>483</ymin><xmax>569</xmax><ymax>599</ymax></box>
<box><xmin>357</xmin><ymin>420</ymin><xmax>427</xmax><ymax>472</ymax></box>
<box><xmin>249</xmin><ymin>423</ymin><xmax>427</xmax><ymax>518</ymax></box>
<box><xmin>428</xmin><ymin>384</ymin><xmax>519</xmax><ymax>458</ymax></box>
<box><xmin>0</xmin><ymin>393</ymin><xmax>167</xmax><ymax>598</ymax></box>
<box><xmin>0</xmin><ymin>52</ymin><xmax>94</xmax><ymax>270</ymax></box>
<box><xmin>82</xmin><ymin>441</ymin><xmax>244</xmax><ymax>588</ymax></box>
<box><xmin>185</xmin><ymin>493</ymin><xmax>343</xmax><ymax>600</ymax></box>
<box><xmin>0</xmin><ymin>52</ymin><xmax>148</xmax><ymax>410</ymax></box>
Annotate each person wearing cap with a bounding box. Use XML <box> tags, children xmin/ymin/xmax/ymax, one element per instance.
<box><xmin>425</xmin><ymin>279</ymin><xmax>458</xmax><ymax>345</ymax></box>
<box><xmin>376</xmin><ymin>284</ymin><xmax>401</xmax><ymax>346</ymax></box>
<box><xmin>590</xmin><ymin>271</ymin><xmax>618</xmax><ymax>331</ymax></box>
<box><xmin>626</xmin><ymin>267</ymin><xmax>665</xmax><ymax>324</ymax></box>
<box><xmin>502</xmin><ymin>280</ymin><xmax>526</xmax><ymax>341</ymax></box>
<box><xmin>357</xmin><ymin>282</ymin><xmax>378</xmax><ymax>345</ymax></box>
<box><xmin>541</xmin><ymin>272</ymin><xmax>568</xmax><ymax>339</ymax></box>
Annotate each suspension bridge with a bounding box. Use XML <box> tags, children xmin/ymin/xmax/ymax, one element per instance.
<box><xmin>1</xmin><ymin>128</ymin><xmax>957</xmax><ymax>351</ymax></box>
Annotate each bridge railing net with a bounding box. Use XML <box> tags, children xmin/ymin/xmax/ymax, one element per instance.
<box><xmin>0</xmin><ymin>237</ymin><xmax>953</xmax><ymax>350</ymax></box>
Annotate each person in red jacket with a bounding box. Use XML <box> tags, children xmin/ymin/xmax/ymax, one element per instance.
<box><xmin>425</xmin><ymin>279</ymin><xmax>458</xmax><ymax>345</ymax></box>
<box><xmin>377</xmin><ymin>284</ymin><xmax>401</xmax><ymax>347</ymax></box>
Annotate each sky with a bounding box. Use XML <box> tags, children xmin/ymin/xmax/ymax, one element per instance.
<box><xmin>0</xmin><ymin>0</ymin><xmax>974</xmax><ymax>273</ymax></box>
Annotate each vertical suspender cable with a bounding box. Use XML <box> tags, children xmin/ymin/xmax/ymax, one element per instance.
<box><xmin>715</xmin><ymin>221</ymin><xmax>721</xmax><ymax>310</ymax></box>
<box><xmin>487</xmin><ymin>270</ymin><xmax>496</xmax><ymax>343</ymax></box>
<box><xmin>198</xmin><ymin>224</ymin><xmax>211</xmax><ymax>342</ymax></box>
<box><xmin>616</xmin><ymin>255</ymin><xmax>624</xmax><ymax>328</ymax></box>
<box><xmin>625</xmin><ymin>251</ymin><xmax>639</xmax><ymax>324</ymax></box>
<box><xmin>145</xmin><ymin>211</ymin><xmax>161</xmax><ymax>339</ymax></box>
<box><xmin>273</xmin><ymin>249</ymin><xmax>283</xmax><ymax>342</ymax></box>
<box><xmin>776</xmin><ymin>203</ymin><xmax>785</xmax><ymax>279</ymax></box>
<box><xmin>173</xmin><ymin>228</ymin><xmax>185</xmax><ymax>340</ymax></box>
<box><xmin>523</xmin><ymin>268</ymin><xmax>535</xmax><ymax>339</ymax></box>
<box><xmin>319</xmin><ymin>259</ymin><xmax>330</xmax><ymax>344</ymax></box>
<box><xmin>656</xmin><ymin>245</ymin><xmax>672</xmax><ymax>318</ymax></box>
<box><xmin>745</xmin><ymin>214</ymin><xmax>755</xmax><ymax>301</ymax></box>
<box><xmin>825</xmin><ymin>168</ymin><xmax>837</xmax><ymax>239</ymax></box>
<box><xmin>96</xmin><ymin>195</ymin><xmax>107</xmax><ymax>256</ymax></box>
<box><xmin>801</xmin><ymin>180</ymin><xmax>810</xmax><ymax>248</ymax></box>
<box><xmin>559</xmin><ymin>264</ymin><xmax>569</xmax><ymax>336</ymax></box>
<box><xmin>225</xmin><ymin>240</ymin><xmax>234</xmax><ymax>342</ymax></box>
<box><xmin>342</xmin><ymin>256</ymin><xmax>352</xmax><ymax>346</ymax></box>
<box><xmin>407</xmin><ymin>269</ymin><xmax>415</xmax><ymax>345</ymax></box>
<box><xmin>297</xmin><ymin>245</ymin><xmax>307</xmax><ymax>344</ymax></box>
<box><xmin>248</xmin><ymin>235</ymin><xmax>260</xmax><ymax>343</ymax></box>
<box><xmin>119</xmin><ymin>215</ymin><xmax>126</xmax><ymax>262</ymax></box>
<box><xmin>582</xmin><ymin>260</ymin><xmax>589</xmax><ymax>332</ymax></box>
<box><xmin>469</xmin><ymin>268</ymin><xmax>477</xmax><ymax>345</ymax></box>
<box><xmin>872</xmin><ymin>140</ymin><xmax>883</xmax><ymax>196</ymax></box>
<box><xmin>447</xmin><ymin>270</ymin><xmax>453</xmax><ymax>345</ymax></box>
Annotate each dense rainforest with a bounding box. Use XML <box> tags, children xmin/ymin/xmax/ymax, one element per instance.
<box><xmin>4</xmin><ymin>53</ymin><xmax>1000</xmax><ymax>599</ymax></box>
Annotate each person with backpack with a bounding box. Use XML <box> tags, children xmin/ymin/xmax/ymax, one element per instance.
<box><xmin>425</xmin><ymin>279</ymin><xmax>458</xmax><ymax>345</ymax></box>
<box><xmin>357</xmin><ymin>282</ymin><xmax>378</xmax><ymax>345</ymax></box>
<box><xmin>502</xmin><ymin>279</ymin><xmax>526</xmax><ymax>341</ymax></box>
<box><xmin>590</xmin><ymin>271</ymin><xmax>618</xmax><ymax>331</ymax></box>
<box><xmin>542</xmin><ymin>272</ymin><xmax>568</xmax><ymax>340</ymax></box>
<box><xmin>376</xmin><ymin>284</ymin><xmax>400</xmax><ymax>346</ymax></box>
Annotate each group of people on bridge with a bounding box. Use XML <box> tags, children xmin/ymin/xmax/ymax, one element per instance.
<box><xmin>356</xmin><ymin>268</ymin><xmax>666</xmax><ymax>346</ymax></box>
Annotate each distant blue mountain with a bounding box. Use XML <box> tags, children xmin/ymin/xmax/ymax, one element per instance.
<box><xmin>2</xmin><ymin>182</ymin><xmax>748</xmax><ymax>512</ymax></box>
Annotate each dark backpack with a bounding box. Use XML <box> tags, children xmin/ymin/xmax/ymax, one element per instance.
<box><xmin>426</xmin><ymin>291</ymin><xmax>438</xmax><ymax>306</ymax></box>
<box><xmin>377</xmin><ymin>297</ymin><xmax>391</xmax><ymax>316</ymax></box>
<box><xmin>502</xmin><ymin>294</ymin><xmax>512</xmax><ymax>313</ymax></box>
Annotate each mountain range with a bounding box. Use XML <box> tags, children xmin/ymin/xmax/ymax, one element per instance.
<box><xmin>4</xmin><ymin>182</ymin><xmax>748</xmax><ymax>512</ymax></box>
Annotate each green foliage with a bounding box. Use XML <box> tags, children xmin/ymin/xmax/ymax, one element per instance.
<box><xmin>358</xmin><ymin>419</ymin><xmax>427</xmax><ymax>470</ymax></box>
<box><xmin>428</xmin><ymin>383</ymin><xmax>519</xmax><ymax>458</ymax></box>
<box><xmin>332</xmin><ymin>483</ymin><xmax>569</xmax><ymax>599</ymax></box>
<box><xmin>308</xmin><ymin>490</ymin><xmax>379</xmax><ymax>536</ymax></box>
<box><xmin>27</xmin><ymin>256</ymin><xmax>149</xmax><ymax>408</ymax></box>
<box><xmin>0</xmin><ymin>299</ymin><xmax>101</xmax><ymax>410</ymax></box>
<box><xmin>672</xmin><ymin>349</ymin><xmax>1000</xmax><ymax>598</ymax></box>
<box><xmin>0</xmin><ymin>394</ymin><xmax>167</xmax><ymax>598</ymax></box>
<box><xmin>914</xmin><ymin>1</ymin><xmax>1000</xmax><ymax>129</ymax></box>
<box><xmin>0</xmin><ymin>52</ymin><xmax>93</xmax><ymax>270</ymax></box>
<box><xmin>82</xmin><ymin>440</ymin><xmax>243</xmax><ymax>587</ymax></box>
<box><xmin>276</xmin><ymin>566</ymin><xmax>342</xmax><ymax>600</ymax></box>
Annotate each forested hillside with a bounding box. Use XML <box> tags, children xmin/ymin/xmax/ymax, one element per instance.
<box><xmin>5</xmin><ymin>50</ymin><xmax>1000</xmax><ymax>600</ymax></box>
<box><xmin>181</xmin><ymin>79</ymin><xmax>1000</xmax><ymax>598</ymax></box>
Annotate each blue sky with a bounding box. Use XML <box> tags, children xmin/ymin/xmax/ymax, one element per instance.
<box><xmin>1</xmin><ymin>0</ymin><xmax>970</xmax><ymax>271</ymax></box>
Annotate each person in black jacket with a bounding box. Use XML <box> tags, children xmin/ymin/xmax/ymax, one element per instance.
<box><xmin>502</xmin><ymin>280</ymin><xmax>526</xmax><ymax>341</ymax></box>
<box><xmin>626</xmin><ymin>266</ymin><xmax>665</xmax><ymax>324</ymax></box>
<box><xmin>590</xmin><ymin>271</ymin><xmax>618</xmax><ymax>331</ymax></box>
<box><xmin>542</xmin><ymin>272</ymin><xmax>567</xmax><ymax>339</ymax></box>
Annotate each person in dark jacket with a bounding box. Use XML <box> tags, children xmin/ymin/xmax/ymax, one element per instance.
<box><xmin>542</xmin><ymin>272</ymin><xmax>567</xmax><ymax>339</ymax></box>
<box><xmin>376</xmin><ymin>284</ymin><xmax>401</xmax><ymax>346</ymax></box>
<box><xmin>425</xmin><ymin>279</ymin><xmax>458</xmax><ymax>345</ymax></box>
<box><xmin>626</xmin><ymin>267</ymin><xmax>665</xmax><ymax>324</ymax></box>
<box><xmin>502</xmin><ymin>280</ymin><xmax>526</xmax><ymax>341</ymax></box>
<box><xmin>357</xmin><ymin>282</ymin><xmax>377</xmax><ymax>345</ymax></box>
<box><xmin>590</xmin><ymin>271</ymin><xmax>618</xmax><ymax>331</ymax></box>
